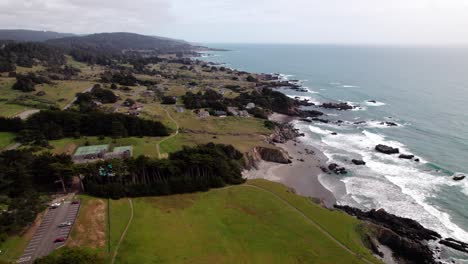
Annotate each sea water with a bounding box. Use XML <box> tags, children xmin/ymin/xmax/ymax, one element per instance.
<box><xmin>200</xmin><ymin>44</ymin><xmax>468</xmax><ymax>258</ymax></box>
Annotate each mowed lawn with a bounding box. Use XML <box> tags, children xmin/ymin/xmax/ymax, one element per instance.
<box><xmin>115</xmin><ymin>180</ymin><xmax>380</xmax><ymax>264</ymax></box>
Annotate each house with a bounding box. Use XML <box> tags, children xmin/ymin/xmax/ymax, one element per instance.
<box><xmin>239</xmin><ymin>110</ymin><xmax>250</xmax><ymax>118</ymax></box>
<box><xmin>129</xmin><ymin>103</ymin><xmax>143</xmax><ymax>111</ymax></box>
<box><xmin>213</xmin><ymin>110</ymin><xmax>227</xmax><ymax>117</ymax></box>
<box><xmin>73</xmin><ymin>145</ymin><xmax>133</xmax><ymax>163</ymax></box>
<box><xmin>195</xmin><ymin>109</ymin><xmax>210</xmax><ymax>118</ymax></box>
<box><xmin>227</xmin><ymin>106</ymin><xmax>239</xmax><ymax>116</ymax></box>
<box><xmin>245</xmin><ymin>103</ymin><xmax>255</xmax><ymax>109</ymax></box>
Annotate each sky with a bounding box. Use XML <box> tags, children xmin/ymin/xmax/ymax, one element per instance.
<box><xmin>0</xmin><ymin>0</ymin><xmax>468</xmax><ymax>44</ymax></box>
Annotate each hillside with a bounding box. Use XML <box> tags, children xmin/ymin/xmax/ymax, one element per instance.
<box><xmin>64</xmin><ymin>179</ymin><xmax>381</xmax><ymax>264</ymax></box>
<box><xmin>0</xmin><ymin>29</ymin><xmax>75</xmax><ymax>42</ymax></box>
<box><xmin>46</xmin><ymin>32</ymin><xmax>194</xmax><ymax>54</ymax></box>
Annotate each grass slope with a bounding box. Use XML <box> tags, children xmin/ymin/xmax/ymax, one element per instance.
<box><xmin>114</xmin><ymin>180</ymin><xmax>380</xmax><ymax>264</ymax></box>
<box><xmin>0</xmin><ymin>132</ymin><xmax>15</xmax><ymax>149</ymax></box>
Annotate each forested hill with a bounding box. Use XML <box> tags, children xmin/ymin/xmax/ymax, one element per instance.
<box><xmin>46</xmin><ymin>32</ymin><xmax>194</xmax><ymax>54</ymax></box>
<box><xmin>0</xmin><ymin>29</ymin><xmax>75</xmax><ymax>42</ymax></box>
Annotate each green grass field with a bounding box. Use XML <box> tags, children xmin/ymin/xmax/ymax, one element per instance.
<box><xmin>0</xmin><ymin>132</ymin><xmax>15</xmax><ymax>149</ymax></box>
<box><xmin>109</xmin><ymin>199</ymin><xmax>132</xmax><ymax>256</ymax></box>
<box><xmin>113</xmin><ymin>180</ymin><xmax>380</xmax><ymax>264</ymax></box>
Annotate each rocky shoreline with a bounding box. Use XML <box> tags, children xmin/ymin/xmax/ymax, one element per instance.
<box><xmin>247</xmin><ymin>100</ymin><xmax>468</xmax><ymax>263</ymax></box>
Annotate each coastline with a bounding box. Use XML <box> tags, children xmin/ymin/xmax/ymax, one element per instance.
<box><xmin>244</xmin><ymin>113</ymin><xmax>338</xmax><ymax>208</ymax></box>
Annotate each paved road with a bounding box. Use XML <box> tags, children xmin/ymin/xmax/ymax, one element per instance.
<box><xmin>17</xmin><ymin>201</ymin><xmax>80</xmax><ymax>264</ymax></box>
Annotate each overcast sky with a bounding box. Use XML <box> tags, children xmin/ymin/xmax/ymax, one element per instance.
<box><xmin>1</xmin><ymin>0</ymin><xmax>468</xmax><ymax>44</ymax></box>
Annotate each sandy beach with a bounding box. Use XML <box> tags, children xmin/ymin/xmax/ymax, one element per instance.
<box><xmin>244</xmin><ymin>114</ymin><xmax>338</xmax><ymax>208</ymax></box>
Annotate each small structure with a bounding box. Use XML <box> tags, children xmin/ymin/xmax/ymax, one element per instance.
<box><xmin>129</xmin><ymin>103</ymin><xmax>143</xmax><ymax>111</ymax></box>
<box><xmin>73</xmin><ymin>144</ymin><xmax>133</xmax><ymax>163</ymax></box>
<box><xmin>73</xmin><ymin>145</ymin><xmax>109</xmax><ymax>162</ymax></box>
<box><xmin>245</xmin><ymin>103</ymin><xmax>255</xmax><ymax>109</ymax></box>
<box><xmin>104</xmin><ymin>146</ymin><xmax>133</xmax><ymax>160</ymax></box>
<box><xmin>195</xmin><ymin>109</ymin><xmax>210</xmax><ymax>118</ymax></box>
<box><xmin>213</xmin><ymin>110</ymin><xmax>227</xmax><ymax>117</ymax></box>
<box><xmin>238</xmin><ymin>110</ymin><xmax>250</xmax><ymax>117</ymax></box>
<box><xmin>227</xmin><ymin>106</ymin><xmax>239</xmax><ymax>116</ymax></box>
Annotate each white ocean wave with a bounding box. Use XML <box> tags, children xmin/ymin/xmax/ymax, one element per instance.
<box><xmin>365</xmin><ymin>100</ymin><xmax>386</xmax><ymax>107</ymax></box>
<box><xmin>302</xmin><ymin>126</ymin><xmax>468</xmax><ymax>241</ymax></box>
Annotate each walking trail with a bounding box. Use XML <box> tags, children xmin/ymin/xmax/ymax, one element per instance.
<box><xmin>156</xmin><ymin>106</ymin><xmax>179</xmax><ymax>159</ymax></box>
<box><xmin>111</xmin><ymin>198</ymin><xmax>134</xmax><ymax>264</ymax></box>
<box><xmin>242</xmin><ymin>184</ymin><xmax>375</xmax><ymax>264</ymax></box>
<box><xmin>108</xmin><ymin>184</ymin><xmax>375</xmax><ymax>264</ymax></box>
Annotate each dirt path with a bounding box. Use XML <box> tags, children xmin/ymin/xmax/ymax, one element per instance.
<box><xmin>242</xmin><ymin>184</ymin><xmax>375</xmax><ymax>264</ymax></box>
<box><xmin>111</xmin><ymin>198</ymin><xmax>134</xmax><ymax>264</ymax></box>
<box><xmin>63</xmin><ymin>86</ymin><xmax>94</xmax><ymax>110</ymax></box>
<box><xmin>156</xmin><ymin>106</ymin><xmax>179</xmax><ymax>159</ymax></box>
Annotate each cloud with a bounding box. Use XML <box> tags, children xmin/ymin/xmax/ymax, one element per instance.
<box><xmin>0</xmin><ymin>0</ymin><xmax>173</xmax><ymax>33</ymax></box>
<box><xmin>0</xmin><ymin>0</ymin><xmax>467</xmax><ymax>44</ymax></box>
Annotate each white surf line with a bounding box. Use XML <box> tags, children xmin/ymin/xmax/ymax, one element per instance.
<box><xmin>111</xmin><ymin>198</ymin><xmax>134</xmax><ymax>264</ymax></box>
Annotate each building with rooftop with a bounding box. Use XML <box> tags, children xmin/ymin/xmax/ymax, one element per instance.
<box><xmin>73</xmin><ymin>144</ymin><xmax>133</xmax><ymax>163</ymax></box>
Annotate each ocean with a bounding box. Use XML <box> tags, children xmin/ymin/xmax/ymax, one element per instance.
<box><xmin>199</xmin><ymin>44</ymin><xmax>468</xmax><ymax>256</ymax></box>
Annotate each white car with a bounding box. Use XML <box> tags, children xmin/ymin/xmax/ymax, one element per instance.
<box><xmin>49</xmin><ymin>202</ymin><xmax>61</xmax><ymax>209</ymax></box>
<box><xmin>58</xmin><ymin>221</ymin><xmax>72</xmax><ymax>227</ymax></box>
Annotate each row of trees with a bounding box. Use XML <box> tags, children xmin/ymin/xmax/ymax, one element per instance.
<box><xmin>0</xmin><ymin>41</ymin><xmax>66</xmax><ymax>73</ymax></box>
<box><xmin>0</xmin><ymin>110</ymin><xmax>170</xmax><ymax>146</ymax></box>
<box><xmin>182</xmin><ymin>88</ymin><xmax>298</xmax><ymax>118</ymax></box>
<box><xmin>80</xmin><ymin>143</ymin><xmax>245</xmax><ymax>199</ymax></box>
<box><xmin>0</xmin><ymin>150</ymin><xmax>74</xmax><ymax>243</ymax></box>
<box><xmin>12</xmin><ymin>72</ymin><xmax>52</xmax><ymax>92</ymax></box>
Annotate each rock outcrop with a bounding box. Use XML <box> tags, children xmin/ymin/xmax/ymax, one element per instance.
<box><xmin>453</xmin><ymin>175</ymin><xmax>465</xmax><ymax>181</ymax></box>
<box><xmin>320</xmin><ymin>102</ymin><xmax>355</xmax><ymax>110</ymax></box>
<box><xmin>399</xmin><ymin>154</ymin><xmax>414</xmax><ymax>160</ymax></box>
<box><xmin>439</xmin><ymin>238</ymin><xmax>468</xmax><ymax>254</ymax></box>
<box><xmin>334</xmin><ymin>205</ymin><xmax>441</xmax><ymax>264</ymax></box>
<box><xmin>375</xmin><ymin>144</ymin><xmax>400</xmax><ymax>154</ymax></box>
<box><xmin>269</xmin><ymin>123</ymin><xmax>302</xmax><ymax>143</ymax></box>
<box><xmin>328</xmin><ymin>163</ymin><xmax>347</xmax><ymax>174</ymax></box>
<box><xmin>352</xmin><ymin>159</ymin><xmax>366</xmax><ymax>165</ymax></box>
<box><xmin>245</xmin><ymin>147</ymin><xmax>292</xmax><ymax>169</ymax></box>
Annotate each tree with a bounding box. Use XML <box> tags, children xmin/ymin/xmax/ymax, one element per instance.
<box><xmin>34</xmin><ymin>247</ymin><xmax>105</xmax><ymax>264</ymax></box>
<box><xmin>161</xmin><ymin>96</ymin><xmax>176</xmax><ymax>105</ymax></box>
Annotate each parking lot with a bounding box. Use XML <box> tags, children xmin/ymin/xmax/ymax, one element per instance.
<box><xmin>16</xmin><ymin>200</ymin><xmax>80</xmax><ymax>263</ymax></box>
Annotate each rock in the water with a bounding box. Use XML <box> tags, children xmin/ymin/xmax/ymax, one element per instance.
<box><xmin>453</xmin><ymin>175</ymin><xmax>465</xmax><ymax>181</ymax></box>
<box><xmin>352</xmin><ymin>159</ymin><xmax>366</xmax><ymax>165</ymax></box>
<box><xmin>311</xmin><ymin>117</ymin><xmax>329</xmax><ymax>123</ymax></box>
<box><xmin>385</xmin><ymin>122</ymin><xmax>398</xmax><ymax>127</ymax></box>
<box><xmin>328</xmin><ymin>163</ymin><xmax>347</xmax><ymax>174</ymax></box>
<box><xmin>439</xmin><ymin>238</ymin><xmax>468</xmax><ymax>254</ymax></box>
<box><xmin>399</xmin><ymin>154</ymin><xmax>415</xmax><ymax>160</ymax></box>
<box><xmin>368</xmin><ymin>100</ymin><xmax>377</xmax><ymax>103</ymax></box>
<box><xmin>334</xmin><ymin>205</ymin><xmax>441</xmax><ymax>264</ymax></box>
<box><xmin>375</xmin><ymin>144</ymin><xmax>400</xmax><ymax>154</ymax></box>
<box><xmin>320</xmin><ymin>102</ymin><xmax>354</xmax><ymax>110</ymax></box>
<box><xmin>414</xmin><ymin>158</ymin><xmax>420</xmax><ymax>162</ymax></box>
<box><xmin>331</xmin><ymin>132</ymin><xmax>338</xmax><ymax>135</ymax></box>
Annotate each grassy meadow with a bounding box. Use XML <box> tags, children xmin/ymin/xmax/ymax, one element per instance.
<box><xmin>110</xmin><ymin>180</ymin><xmax>380</xmax><ymax>264</ymax></box>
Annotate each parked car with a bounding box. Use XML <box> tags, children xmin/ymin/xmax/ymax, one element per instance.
<box><xmin>49</xmin><ymin>202</ymin><xmax>61</xmax><ymax>209</ymax></box>
<box><xmin>71</xmin><ymin>200</ymin><xmax>80</xmax><ymax>205</ymax></box>
<box><xmin>58</xmin><ymin>221</ymin><xmax>72</xmax><ymax>228</ymax></box>
<box><xmin>54</xmin><ymin>237</ymin><xmax>66</xmax><ymax>243</ymax></box>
